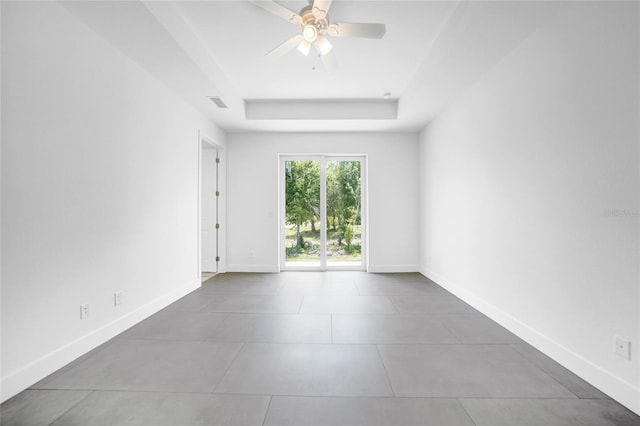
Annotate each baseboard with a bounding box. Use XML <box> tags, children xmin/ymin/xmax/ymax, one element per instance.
<box><xmin>367</xmin><ymin>264</ymin><xmax>420</xmax><ymax>273</ymax></box>
<box><xmin>0</xmin><ymin>279</ymin><xmax>200</xmax><ymax>403</ymax></box>
<box><xmin>420</xmin><ymin>266</ymin><xmax>640</xmax><ymax>416</ymax></box>
<box><xmin>226</xmin><ymin>264</ymin><xmax>279</xmax><ymax>273</ymax></box>
<box><xmin>225</xmin><ymin>264</ymin><xmax>421</xmax><ymax>273</ymax></box>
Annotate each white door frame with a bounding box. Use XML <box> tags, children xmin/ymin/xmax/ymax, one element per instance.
<box><xmin>279</xmin><ymin>154</ymin><xmax>367</xmax><ymax>271</ymax></box>
<box><xmin>198</xmin><ymin>130</ymin><xmax>224</xmax><ymax>279</ymax></box>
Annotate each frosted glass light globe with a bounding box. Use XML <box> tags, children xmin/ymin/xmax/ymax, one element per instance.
<box><xmin>303</xmin><ymin>25</ymin><xmax>318</xmax><ymax>42</ymax></box>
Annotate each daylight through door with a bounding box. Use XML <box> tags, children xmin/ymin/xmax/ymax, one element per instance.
<box><xmin>281</xmin><ymin>156</ymin><xmax>365</xmax><ymax>270</ymax></box>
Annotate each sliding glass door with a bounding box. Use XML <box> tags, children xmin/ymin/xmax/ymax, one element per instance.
<box><xmin>281</xmin><ymin>156</ymin><xmax>365</xmax><ymax>271</ymax></box>
<box><xmin>325</xmin><ymin>159</ymin><xmax>362</xmax><ymax>267</ymax></box>
<box><xmin>283</xmin><ymin>159</ymin><xmax>322</xmax><ymax>268</ymax></box>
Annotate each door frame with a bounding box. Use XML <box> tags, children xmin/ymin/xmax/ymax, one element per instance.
<box><xmin>279</xmin><ymin>154</ymin><xmax>367</xmax><ymax>271</ymax></box>
<box><xmin>198</xmin><ymin>130</ymin><xmax>225</xmax><ymax>279</ymax></box>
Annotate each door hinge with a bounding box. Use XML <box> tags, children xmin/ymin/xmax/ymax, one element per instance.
<box><xmin>215</xmin><ymin>256</ymin><xmax>220</xmax><ymax>262</ymax></box>
<box><xmin>215</xmin><ymin>223</ymin><xmax>220</xmax><ymax>229</ymax></box>
<box><xmin>215</xmin><ymin>191</ymin><xmax>220</xmax><ymax>197</ymax></box>
<box><xmin>216</xmin><ymin>157</ymin><xmax>220</xmax><ymax>164</ymax></box>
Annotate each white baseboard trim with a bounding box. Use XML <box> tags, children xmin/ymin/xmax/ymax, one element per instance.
<box><xmin>0</xmin><ymin>279</ymin><xmax>200</xmax><ymax>403</ymax></box>
<box><xmin>367</xmin><ymin>264</ymin><xmax>420</xmax><ymax>273</ymax></box>
<box><xmin>225</xmin><ymin>265</ymin><xmax>421</xmax><ymax>273</ymax></box>
<box><xmin>226</xmin><ymin>264</ymin><xmax>279</xmax><ymax>273</ymax></box>
<box><xmin>419</xmin><ymin>266</ymin><xmax>640</xmax><ymax>416</ymax></box>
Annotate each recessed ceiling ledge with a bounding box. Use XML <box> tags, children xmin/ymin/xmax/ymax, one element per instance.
<box><xmin>245</xmin><ymin>99</ymin><xmax>398</xmax><ymax>120</ymax></box>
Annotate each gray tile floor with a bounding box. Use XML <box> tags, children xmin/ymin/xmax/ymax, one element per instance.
<box><xmin>2</xmin><ymin>272</ymin><xmax>639</xmax><ymax>426</ymax></box>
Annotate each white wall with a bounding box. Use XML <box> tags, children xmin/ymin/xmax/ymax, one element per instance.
<box><xmin>418</xmin><ymin>1</ymin><xmax>639</xmax><ymax>414</ymax></box>
<box><xmin>1</xmin><ymin>2</ymin><xmax>225</xmax><ymax>402</ymax></box>
<box><xmin>226</xmin><ymin>132</ymin><xmax>419</xmax><ymax>272</ymax></box>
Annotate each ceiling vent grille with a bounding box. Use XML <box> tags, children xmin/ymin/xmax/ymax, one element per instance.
<box><xmin>207</xmin><ymin>96</ymin><xmax>228</xmax><ymax>108</ymax></box>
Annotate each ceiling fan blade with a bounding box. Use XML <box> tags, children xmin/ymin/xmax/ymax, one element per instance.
<box><xmin>311</xmin><ymin>0</ymin><xmax>333</xmax><ymax>20</ymax></box>
<box><xmin>265</xmin><ymin>35</ymin><xmax>304</xmax><ymax>60</ymax></box>
<box><xmin>319</xmin><ymin>48</ymin><xmax>337</xmax><ymax>73</ymax></box>
<box><xmin>250</xmin><ymin>0</ymin><xmax>303</xmax><ymax>25</ymax></box>
<box><xmin>328</xmin><ymin>22</ymin><xmax>386</xmax><ymax>39</ymax></box>
<box><xmin>297</xmin><ymin>39</ymin><xmax>311</xmax><ymax>56</ymax></box>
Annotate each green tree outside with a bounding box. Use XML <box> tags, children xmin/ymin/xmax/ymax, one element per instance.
<box><xmin>285</xmin><ymin>160</ymin><xmax>361</xmax><ymax>262</ymax></box>
<box><xmin>285</xmin><ymin>160</ymin><xmax>320</xmax><ymax>250</ymax></box>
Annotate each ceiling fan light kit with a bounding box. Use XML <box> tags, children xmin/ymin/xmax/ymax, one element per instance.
<box><xmin>297</xmin><ymin>40</ymin><xmax>312</xmax><ymax>56</ymax></box>
<box><xmin>251</xmin><ymin>0</ymin><xmax>386</xmax><ymax>72</ymax></box>
<box><xmin>316</xmin><ymin>35</ymin><xmax>332</xmax><ymax>56</ymax></box>
<box><xmin>303</xmin><ymin>24</ymin><xmax>318</xmax><ymax>42</ymax></box>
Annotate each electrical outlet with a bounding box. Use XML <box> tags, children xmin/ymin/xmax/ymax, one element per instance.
<box><xmin>114</xmin><ymin>291</ymin><xmax>123</xmax><ymax>306</ymax></box>
<box><xmin>615</xmin><ymin>336</ymin><xmax>631</xmax><ymax>360</ymax></box>
<box><xmin>80</xmin><ymin>303</ymin><xmax>90</xmax><ymax>319</ymax></box>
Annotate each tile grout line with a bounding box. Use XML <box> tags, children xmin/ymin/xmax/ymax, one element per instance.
<box><xmin>212</xmin><ymin>342</ymin><xmax>246</xmax><ymax>394</ymax></box>
<box><xmin>46</xmin><ymin>390</ymin><xmax>96</xmax><ymax>426</ymax></box>
<box><xmin>375</xmin><ymin>345</ymin><xmax>397</xmax><ymax>397</ymax></box>
<box><xmin>30</xmin><ymin>338</ymin><xmax>119</xmax><ymax>390</ymax></box>
<box><xmin>330</xmin><ymin>314</ymin><xmax>334</xmax><ymax>344</ymax></box>
<box><xmin>455</xmin><ymin>398</ymin><xmax>479</xmax><ymax>426</ymax></box>
<box><xmin>505</xmin><ymin>344</ymin><xmax>581</xmax><ymax>399</ymax></box>
<box><xmin>25</xmin><ymin>388</ymin><xmax>595</xmax><ymax>399</ymax></box>
<box><xmin>430</xmin><ymin>314</ymin><xmax>464</xmax><ymax>345</ymax></box>
<box><xmin>433</xmin><ymin>314</ymin><xmax>464</xmax><ymax>345</ymax></box>
<box><xmin>261</xmin><ymin>395</ymin><xmax>274</xmax><ymax>426</ymax></box>
<box><xmin>61</xmin><ymin>336</ymin><xmax>529</xmax><ymax>347</ymax></box>
<box><xmin>385</xmin><ymin>295</ymin><xmax>401</xmax><ymax>314</ymax></box>
<box><xmin>296</xmin><ymin>296</ymin><xmax>305</xmax><ymax>314</ymax></box>
<box><xmin>273</xmin><ymin>282</ymin><xmax>283</xmax><ymax>296</ymax></box>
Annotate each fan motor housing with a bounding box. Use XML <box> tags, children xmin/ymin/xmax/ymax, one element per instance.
<box><xmin>299</xmin><ymin>5</ymin><xmax>328</xmax><ymax>30</ymax></box>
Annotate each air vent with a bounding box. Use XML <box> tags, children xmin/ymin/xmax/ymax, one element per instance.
<box><xmin>207</xmin><ymin>96</ymin><xmax>228</xmax><ymax>109</ymax></box>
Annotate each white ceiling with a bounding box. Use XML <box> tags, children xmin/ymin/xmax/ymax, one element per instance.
<box><xmin>61</xmin><ymin>1</ymin><xmax>565</xmax><ymax>133</ymax></box>
<box><xmin>176</xmin><ymin>1</ymin><xmax>455</xmax><ymax>100</ymax></box>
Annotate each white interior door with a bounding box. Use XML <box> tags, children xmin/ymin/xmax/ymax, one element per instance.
<box><xmin>201</xmin><ymin>147</ymin><xmax>218</xmax><ymax>272</ymax></box>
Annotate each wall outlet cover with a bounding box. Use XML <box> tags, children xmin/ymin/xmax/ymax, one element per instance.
<box><xmin>615</xmin><ymin>336</ymin><xmax>631</xmax><ymax>360</ymax></box>
<box><xmin>80</xmin><ymin>303</ymin><xmax>90</xmax><ymax>319</ymax></box>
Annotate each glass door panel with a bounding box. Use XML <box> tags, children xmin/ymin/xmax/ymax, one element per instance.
<box><xmin>284</xmin><ymin>159</ymin><xmax>321</xmax><ymax>268</ymax></box>
<box><xmin>325</xmin><ymin>160</ymin><xmax>362</xmax><ymax>267</ymax></box>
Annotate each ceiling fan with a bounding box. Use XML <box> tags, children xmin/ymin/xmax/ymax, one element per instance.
<box><xmin>250</xmin><ymin>0</ymin><xmax>386</xmax><ymax>72</ymax></box>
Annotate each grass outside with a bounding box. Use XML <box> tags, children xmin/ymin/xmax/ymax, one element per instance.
<box><xmin>285</xmin><ymin>224</ymin><xmax>362</xmax><ymax>263</ymax></box>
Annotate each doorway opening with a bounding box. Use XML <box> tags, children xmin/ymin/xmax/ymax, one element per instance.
<box><xmin>199</xmin><ymin>134</ymin><xmax>223</xmax><ymax>281</ymax></box>
<box><xmin>280</xmin><ymin>155</ymin><xmax>366</xmax><ymax>271</ymax></box>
